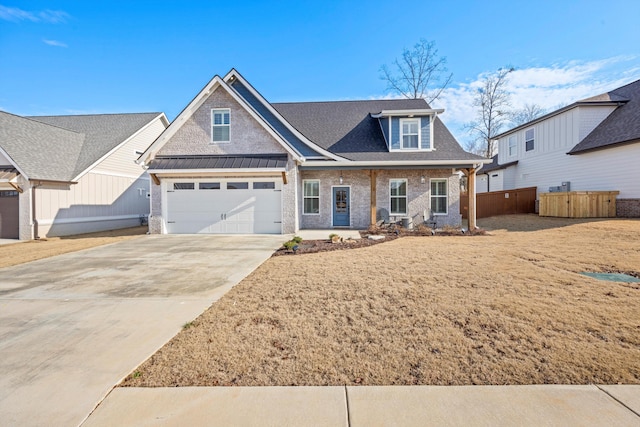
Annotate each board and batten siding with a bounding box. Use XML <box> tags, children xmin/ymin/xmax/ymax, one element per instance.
<box><xmin>498</xmin><ymin>105</ymin><xmax>616</xmax><ymax>165</ymax></box>
<box><xmin>503</xmin><ymin>142</ymin><xmax>639</xmax><ymax>198</ymax></box>
<box><xmin>494</xmin><ymin>104</ymin><xmax>638</xmax><ymax>198</ymax></box>
<box><xmin>35</xmin><ymin>172</ymin><xmax>150</xmax><ymax>237</ymax></box>
<box><xmin>92</xmin><ymin>115</ymin><xmax>167</xmax><ymax>177</ymax></box>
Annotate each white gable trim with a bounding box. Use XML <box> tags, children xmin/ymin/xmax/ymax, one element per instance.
<box><xmin>72</xmin><ymin>113</ymin><xmax>169</xmax><ymax>182</ymax></box>
<box><xmin>137</xmin><ymin>76</ymin><xmax>303</xmax><ymax>165</ymax></box>
<box><xmin>223</xmin><ymin>69</ymin><xmax>348</xmax><ymax>162</ymax></box>
<box><xmin>0</xmin><ymin>145</ymin><xmax>29</xmax><ymax>180</ymax></box>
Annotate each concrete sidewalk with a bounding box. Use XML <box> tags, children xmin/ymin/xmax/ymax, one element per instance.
<box><xmin>84</xmin><ymin>384</ymin><xmax>640</xmax><ymax>426</ymax></box>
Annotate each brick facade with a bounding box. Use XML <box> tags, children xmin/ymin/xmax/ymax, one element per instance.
<box><xmin>299</xmin><ymin>169</ymin><xmax>461</xmax><ymax>229</ymax></box>
<box><xmin>617</xmin><ymin>199</ymin><xmax>640</xmax><ymax>218</ymax></box>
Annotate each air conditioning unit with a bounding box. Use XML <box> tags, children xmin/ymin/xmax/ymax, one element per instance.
<box><xmin>561</xmin><ymin>181</ymin><xmax>570</xmax><ymax>192</ymax></box>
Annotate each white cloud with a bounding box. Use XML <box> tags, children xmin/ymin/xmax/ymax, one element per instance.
<box><xmin>43</xmin><ymin>39</ymin><xmax>68</xmax><ymax>48</ymax></box>
<box><xmin>432</xmin><ymin>56</ymin><xmax>640</xmax><ymax>146</ymax></box>
<box><xmin>0</xmin><ymin>5</ymin><xmax>69</xmax><ymax>23</ymax></box>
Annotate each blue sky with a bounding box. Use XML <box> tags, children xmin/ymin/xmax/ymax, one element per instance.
<box><xmin>1</xmin><ymin>0</ymin><xmax>639</xmax><ymax>145</ymax></box>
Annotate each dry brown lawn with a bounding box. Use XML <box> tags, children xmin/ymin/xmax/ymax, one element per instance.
<box><xmin>123</xmin><ymin>215</ymin><xmax>640</xmax><ymax>387</ymax></box>
<box><xmin>0</xmin><ymin>227</ymin><xmax>147</xmax><ymax>268</ymax></box>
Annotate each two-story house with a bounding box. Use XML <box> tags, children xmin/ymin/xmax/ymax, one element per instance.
<box><xmin>490</xmin><ymin>78</ymin><xmax>640</xmax><ymax>217</ymax></box>
<box><xmin>137</xmin><ymin>69</ymin><xmax>488</xmax><ymax>235</ymax></box>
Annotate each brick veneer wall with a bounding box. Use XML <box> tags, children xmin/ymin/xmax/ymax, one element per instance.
<box><xmin>299</xmin><ymin>169</ymin><xmax>461</xmax><ymax>229</ymax></box>
<box><xmin>617</xmin><ymin>199</ymin><xmax>640</xmax><ymax>218</ymax></box>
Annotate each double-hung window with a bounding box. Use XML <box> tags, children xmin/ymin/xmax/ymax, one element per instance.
<box><xmin>525</xmin><ymin>128</ymin><xmax>535</xmax><ymax>151</ymax></box>
<box><xmin>400</xmin><ymin>118</ymin><xmax>420</xmax><ymax>149</ymax></box>
<box><xmin>211</xmin><ymin>108</ymin><xmax>230</xmax><ymax>143</ymax></box>
<box><xmin>508</xmin><ymin>135</ymin><xmax>517</xmax><ymax>156</ymax></box>
<box><xmin>303</xmin><ymin>180</ymin><xmax>319</xmax><ymax>214</ymax></box>
<box><xmin>430</xmin><ymin>179</ymin><xmax>447</xmax><ymax>215</ymax></box>
<box><xmin>390</xmin><ymin>179</ymin><xmax>407</xmax><ymax>215</ymax></box>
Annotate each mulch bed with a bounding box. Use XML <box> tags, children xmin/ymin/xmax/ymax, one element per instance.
<box><xmin>273</xmin><ymin>226</ymin><xmax>487</xmax><ymax>256</ymax></box>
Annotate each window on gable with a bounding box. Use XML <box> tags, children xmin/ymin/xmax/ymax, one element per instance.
<box><xmin>211</xmin><ymin>108</ymin><xmax>230</xmax><ymax>143</ymax></box>
<box><xmin>303</xmin><ymin>180</ymin><xmax>320</xmax><ymax>214</ymax></box>
<box><xmin>508</xmin><ymin>135</ymin><xmax>517</xmax><ymax>156</ymax></box>
<box><xmin>390</xmin><ymin>179</ymin><xmax>407</xmax><ymax>215</ymax></box>
<box><xmin>525</xmin><ymin>128</ymin><xmax>535</xmax><ymax>151</ymax></box>
<box><xmin>400</xmin><ymin>118</ymin><xmax>420</xmax><ymax>149</ymax></box>
<box><xmin>430</xmin><ymin>179</ymin><xmax>447</xmax><ymax>215</ymax></box>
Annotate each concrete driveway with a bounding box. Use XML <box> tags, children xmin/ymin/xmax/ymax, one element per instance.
<box><xmin>0</xmin><ymin>234</ymin><xmax>283</xmax><ymax>427</ymax></box>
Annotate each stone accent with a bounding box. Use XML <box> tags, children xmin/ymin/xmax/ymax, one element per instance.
<box><xmin>299</xmin><ymin>169</ymin><xmax>462</xmax><ymax>230</ymax></box>
<box><xmin>149</xmin><ymin>180</ymin><xmax>163</xmax><ymax>234</ymax></box>
<box><xmin>158</xmin><ymin>88</ymin><xmax>288</xmax><ymax>156</ymax></box>
<box><xmin>617</xmin><ymin>199</ymin><xmax>640</xmax><ymax>218</ymax></box>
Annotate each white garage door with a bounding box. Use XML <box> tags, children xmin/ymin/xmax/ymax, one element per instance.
<box><xmin>165</xmin><ymin>179</ymin><xmax>282</xmax><ymax>234</ymax></box>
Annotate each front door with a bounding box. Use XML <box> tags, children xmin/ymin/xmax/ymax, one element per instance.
<box><xmin>332</xmin><ymin>187</ymin><xmax>350</xmax><ymax>227</ymax></box>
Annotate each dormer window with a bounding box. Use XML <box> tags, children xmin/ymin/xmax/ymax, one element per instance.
<box><xmin>372</xmin><ymin>109</ymin><xmax>441</xmax><ymax>152</ymax></box>
<box><xmin>400</xmin><ymin>118</ymin><xmax>420</xmax><ymax>149</ymax></box>
<box><xmin>211</xmin><ymin>108</ymin><xmax>230</xmax><ymax>143</ymax></box>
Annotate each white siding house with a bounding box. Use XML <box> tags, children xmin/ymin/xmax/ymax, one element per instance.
<box><xmin>0</xmin><ymin>112</ymin><xmax>169</xmax><ymax>239</ymax></box>
<box><xmin>490</xmin><ymin>79</ymin><xmax>640</xmax><ymax>217</ymax></box>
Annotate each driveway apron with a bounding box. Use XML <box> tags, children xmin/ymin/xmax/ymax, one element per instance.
<box><xmin>0</xmin><ymin>234</ymin><xmax>282</xmax><ymax>427</ymax></box>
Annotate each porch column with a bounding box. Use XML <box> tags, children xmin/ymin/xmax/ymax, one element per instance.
<box><xmin>467</xmin><ymin>168</ymin><xmax>477</xmax><ymax>230</ymax></box>
<box><xmin>370</xmin><ymin>170</ymin><xmax>377</xmax><ymax>225</ymax></box>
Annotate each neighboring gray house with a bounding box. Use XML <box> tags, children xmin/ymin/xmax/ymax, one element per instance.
<box><xmin>0</xmin><ymin>111</ymin><xmax>169</xmax><ymax>239</ymax></box>
<box><xmin>492</xmin><ymin>78</ymin><xmax>640</xmax><ymax>217</ymax></box>
<box><xmin>138</xmin><ymin>69</ymin><xmax>488</xmax><ymax>235</ymax></box>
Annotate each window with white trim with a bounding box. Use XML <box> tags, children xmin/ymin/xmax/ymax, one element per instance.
<box><xmin>508</xmin><ymin>135</ymin><xmax>517</xmax><ymax>156</ymax></box>
<box><xmin>390</xmin><ymin>179</ymin><xmax>407</xmax><ymax>215</ymax></box>
<box><xmin>211</xmin><ymin>108</ymin><xmax>230</xmax><ymax>143</ymax></box>
<box><xmin>400</xmin><ymin>118</ymin><xmax>420</xmax><ymax>149</ymax></box>
<box><xmin>525</xmin><ymin>128</ymin><xmax>534</xmax><ymax>151</ymax></box>
<box><xmin>430</xmin><ymin>179</ymin><xmax>448</xmax><ymax>215</ymax></box>
<box><xmin>303</xmin><ymin>180</ymin><xmax>320</xmax><ymax>214</ymax></box>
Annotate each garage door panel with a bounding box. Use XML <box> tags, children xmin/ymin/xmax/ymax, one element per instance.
<box><xmin>165</xmin><ymin>180</ymin><xmax>281</xmax><ymax>234</ymax></box>
<box><xmin>0</xmin><ymin>191</ymin><xmax>19</xmax><ymax>239</ymax></box>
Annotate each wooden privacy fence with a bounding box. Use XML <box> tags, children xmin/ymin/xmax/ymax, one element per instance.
<box><xmin>461</xmin><ymin>187</ymin><xmax>537</xmax><ymax>219</ymax></box>
<box><xmin>539</xmin><ymin>191</ymin><xmax>619</xmax><ymax>218</ymax></box>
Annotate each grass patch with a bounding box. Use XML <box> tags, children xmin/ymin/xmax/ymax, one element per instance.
<box><xmin>122</xmin><ymin>216</ymin><xmax>640</xmax><ymax>387</ymax></box>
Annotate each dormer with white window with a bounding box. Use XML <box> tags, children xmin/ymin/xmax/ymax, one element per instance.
<box><xmin>371</xmin><ymin>109</ymin><xmax>444</xmax><ymax>152</ymax></box>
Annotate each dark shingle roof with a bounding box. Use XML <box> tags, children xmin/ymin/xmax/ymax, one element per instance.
<box><xmin>272</xmin><ymin>99</ymin><xmax>483</xmax><ymax>161</ymax></box>
<box><xmin>479</xmin><ymin>155</ymin><xmax>518</xmax><ymax>173</ymax></box>
<box><xmin>149</xmin><ymin>154</ymin><xmax>288</xmax><ymax>170</ymax></box>
<box><xmin>569</xmin><ymin>79</ymin><xmax>640</xmax><ymax>154</ymax></box>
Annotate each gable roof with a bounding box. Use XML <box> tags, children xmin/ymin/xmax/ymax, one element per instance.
<box><xmin>0</xmin><ymin>111</ymin><xmax>163</xmax><ymax>182</ymax></box>
<box><xmin>224</xmin><ymin>69</ymin><xmax>345</xmax><ymax>160</ymax></box>
<box><xmin>0</xmin><ymin>111</ymin><xmax>84</xmax><ymax>181</ymax></box>
<box><xmin>272</xmin><ymin>99</ymin><xmax>484</xmax><ymax>162</ymax></box>
<box><xmin>137</xmin><ymin>75</ymin><xmax>305</xmax><ymax>165</ymax></box>
<box><xmin>569</xmin><ymin>78</ymin><xmax>640</xmax><ymax>154</ymax></box>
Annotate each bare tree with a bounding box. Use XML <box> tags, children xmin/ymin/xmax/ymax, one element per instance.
<box><xmin>465</xmin><ymin>67</ymin><xmax>514</xmax><ymax>158</ymax></box>
<box><xmin>509</xmin><ymin>103</ymin><xmax>547</xmax><ymax>126</ymax></box>
<box><xmin>380</xmin><ymin>39</ymin><xmax>453</xmax><ymax>103</ymax></box>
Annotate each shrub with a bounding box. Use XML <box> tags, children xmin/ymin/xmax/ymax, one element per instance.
<box><xmin>292</xmin><ymin>236</ymin><xmax>303</xmax><ymax>243</ymax></box>
<box><xmin>283</xmin><ymin>241</ymin><xmax>298</xmax><ymax>250</ymax></box>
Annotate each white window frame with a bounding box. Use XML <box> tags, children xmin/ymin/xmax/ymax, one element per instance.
<box><xmin>399</xmin><ymin>118</ymin><xmax>421</xmax><ymax>150</ymax></box>
<box><xmin>211</xmin><ymin>108</ymin><xmax>230</xmax><ymax>143</ymax></box>
<box><xmin>303</xmin><ymin>179</ymin><xmax>320</xmax><ymax>215</ymax></box>
<box><xmin>525</xmin><ymin>128</ymin><xmax>535</xmax><ymax>152</ymax></box>
<box><xmin>508</xmin><ymin>135</ymin><xmax>517</xmax><ymax>156</ymax></box>
<box><xmin>389</xmin><ymin>178</ymin><xmax>408</xmax><ymax>215</ymax></box>
<box><xmin>430</xmin><ymin>178</ymin><xmax>448</xmax><ymax>215</ymax></box>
